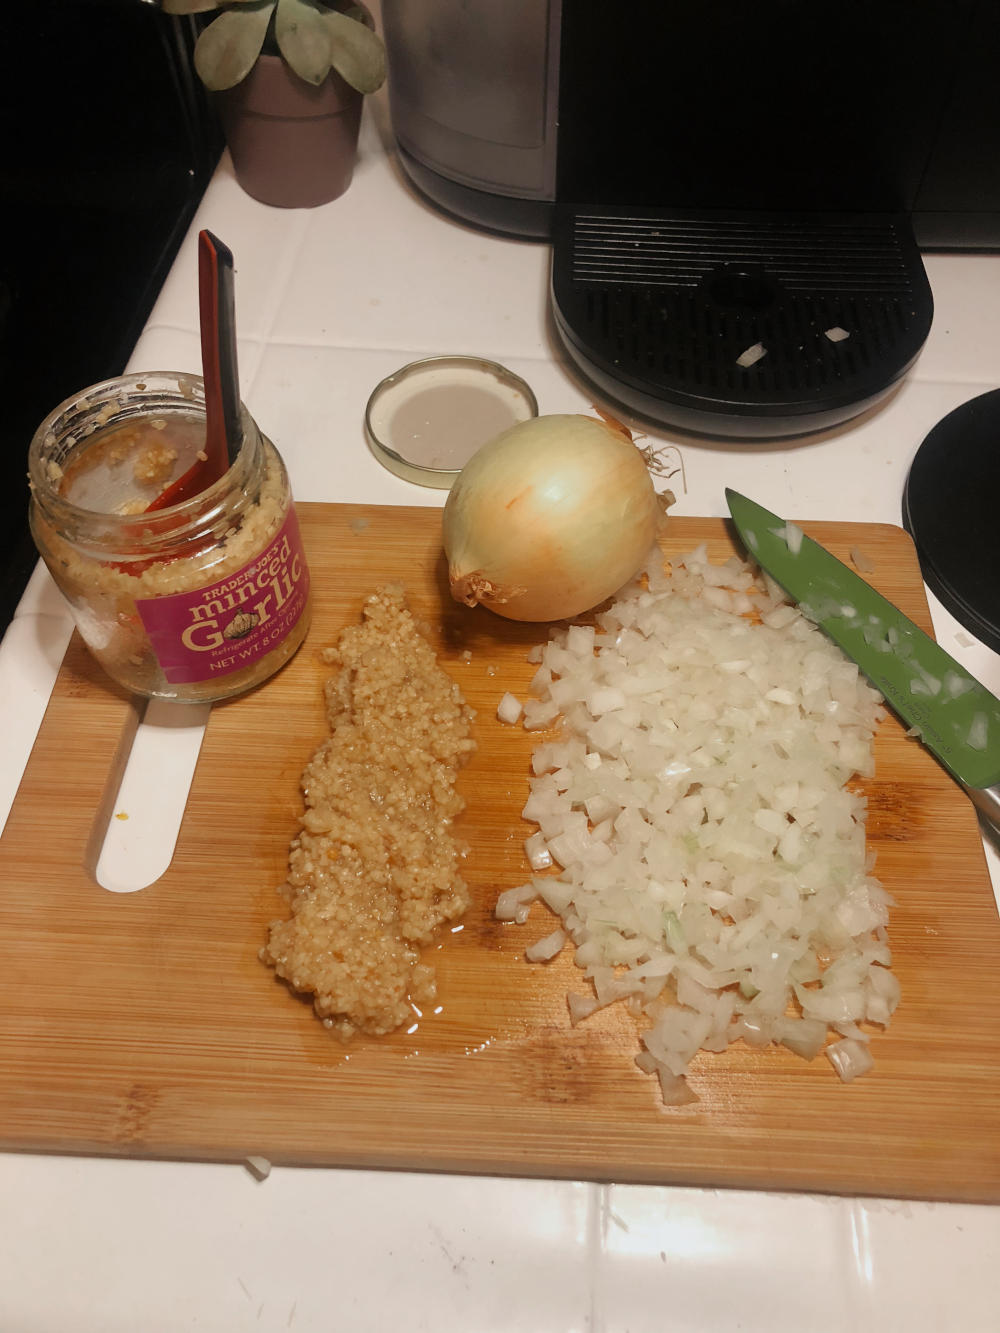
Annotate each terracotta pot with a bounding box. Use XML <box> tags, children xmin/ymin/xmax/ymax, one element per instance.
<box><xmin>217</xmin><ymin>54</ymin><xmax>363</xmax><ymax>209</ymax></box>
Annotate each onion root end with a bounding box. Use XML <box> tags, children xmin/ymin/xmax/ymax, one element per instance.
<box><xmin>450</xmin><ymin>569</ymin><xmax>526</xmax><ymax>610</ymax></box>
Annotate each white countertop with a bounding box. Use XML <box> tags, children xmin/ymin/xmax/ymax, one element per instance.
<box><xmin>2</xmin><ymin>96</ymin><xmax>1000</xmax><ymax>1332</ymax></box>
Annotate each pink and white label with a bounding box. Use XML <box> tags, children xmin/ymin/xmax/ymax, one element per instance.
<box><xmin>135</xmin><ymin>506</ymin><xmax>310</xmax><ymax>685</ymax></box>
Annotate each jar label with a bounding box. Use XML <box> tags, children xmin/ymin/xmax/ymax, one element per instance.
<box><xmin>134</xmin><ymin>507</ymin><xmax>310</xmax><ymax>685</ymax></box>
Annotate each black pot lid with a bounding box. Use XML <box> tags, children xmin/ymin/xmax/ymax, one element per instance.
<box><xmin>903</xmin><ymin>388</ymin><xmax>1000</xmax><ymax>653</ymax></box>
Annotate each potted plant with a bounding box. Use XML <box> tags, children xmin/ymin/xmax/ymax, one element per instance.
<box><xmin>163</xmin><ymin>0</ymin><xmax>386</xmax><ymax>208</ymax></box>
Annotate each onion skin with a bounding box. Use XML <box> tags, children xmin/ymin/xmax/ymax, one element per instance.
<box><xmin>443</xmin><ymin>413</ymin><xmax>665</xmax><ymax>622</ymax></box>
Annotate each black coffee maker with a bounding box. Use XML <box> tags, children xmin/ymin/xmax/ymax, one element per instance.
<box><xmin>382</xmin><ymin>0</ymin><xmax>1000</xmax><ymax>438</ymax></box>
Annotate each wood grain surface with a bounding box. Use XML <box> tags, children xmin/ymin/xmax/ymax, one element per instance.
<box><xmin>2</xmin><ymin>504</ymin><xmax>999</xmax><ymax>1202</ymax></box>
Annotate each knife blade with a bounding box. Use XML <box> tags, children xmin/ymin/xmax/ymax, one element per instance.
<box><xmin>725</xmin><ymin>489</ymin><xmax>1000</xmax><ymax>829</ymax></box>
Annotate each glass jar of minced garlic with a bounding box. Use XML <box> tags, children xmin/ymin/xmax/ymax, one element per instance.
<box><xmin>28</xmin><ymin>370</ymin><xmax>311</xmax><ymax>702</ymax></box>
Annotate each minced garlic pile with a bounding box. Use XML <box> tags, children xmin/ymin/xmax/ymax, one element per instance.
<box><xmin>261</xmin><ymin>586</ymin><xmax>476</xmax><ymax>1037</ymax></box>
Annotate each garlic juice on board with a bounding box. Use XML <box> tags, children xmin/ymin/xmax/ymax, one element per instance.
<box><xmin>28</xmin><ymin>371</ymin><xmax>311</xmax><ymax>702</ymax></box>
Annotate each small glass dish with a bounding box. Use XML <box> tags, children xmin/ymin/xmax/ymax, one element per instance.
<box><xmin>365</xmin><ymin>354</ymin><xmax>538</xmax><ymax>489</ymax></box>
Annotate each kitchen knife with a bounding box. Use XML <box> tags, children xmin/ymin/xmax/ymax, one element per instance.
<box><xmin>726</xmin><ymin>489</ymin><xmax>1000</xmax><ymax>829</ymax></box>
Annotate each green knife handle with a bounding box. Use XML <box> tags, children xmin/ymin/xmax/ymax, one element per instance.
<box><xmin>964</xmin><ymin>783</ymin><xmax>1000</xmax><ymax>833</ymax></box>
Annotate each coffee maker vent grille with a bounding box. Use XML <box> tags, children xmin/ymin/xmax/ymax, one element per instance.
<box><xmin>576</xmin><ymin>285</ymin><xmax>915</xmax><ymax>397</ymax></box>
<box><xmin>549</xmin><ymin>206</ymin><xmax>932</xmax><ymax>419</ymax></box>
<box><xmin>570</xmin><ymin>214</ymin><xmax>916</xmax><ymax>295</ymax></box>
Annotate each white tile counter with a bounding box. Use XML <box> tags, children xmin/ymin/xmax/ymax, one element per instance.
<box><xmin>2</xmin><ymin>96</ymin><xmax>1000</xmax><ymax>1332</ymax></box>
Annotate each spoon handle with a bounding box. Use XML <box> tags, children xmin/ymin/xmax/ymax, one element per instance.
<box><xmin>199</xmin><ymin>229</ymin><xmax>241</xmax><ymax>472</ymax></box>
<box><xmin>145</xmin><ymin>232</ymin><xmax>242</xmax><ymax>513</ymax></box>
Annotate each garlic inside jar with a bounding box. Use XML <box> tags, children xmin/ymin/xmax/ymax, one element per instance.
<box><xmin>28</xmin><ymin>371</ymin><xmax>311</xmax><ymax>703</ymax></box>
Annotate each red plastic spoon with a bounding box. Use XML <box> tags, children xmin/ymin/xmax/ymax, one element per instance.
<box><xmin>147</xmin><ymin>230</ymin><xmax>241</xmax><ymax>512</ymax></box>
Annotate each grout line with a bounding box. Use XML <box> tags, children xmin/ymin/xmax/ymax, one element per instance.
<box><xmin>844</xmin><ymin>1197</ymin><xmax>875</xmax><ymax>1323</ymax></box>
<box><xmin>240</xmin><ymin>211</ymin><xmax>313</xmax><ymax>401</ymax></box>
<box><xmin>260</xmin><ymin>214</ymin><xmax>314</xmax><ymax>342</ymax></box>
<box><xmin>133</xmin><ymin>318</ymin><xmax>200</xmax><ymax>336</ymax></box>
<box><xmin>135</xmin><ymin>319</ymin><xmax>997</xmax><ymax>391</ymax></box>
<box><xmin>228</xmin><ymin>335</ymin><xmax>566</xmax><ymax>361</ymax></box>
<box><xmin>138</xmin><ymin>319</ymin><xmax>570</xmax><ymax>363</ymax></box>
<box><xmin>587</xmin><ymin>1181</ymin><xmax>606</xmax><ymax>1333</ymax></box>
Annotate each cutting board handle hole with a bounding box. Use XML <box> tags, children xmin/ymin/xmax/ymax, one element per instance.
<box><xmin>89</xmin><ymin>699</ymin><xmax>210</xmax><ymax>894</ymax></box>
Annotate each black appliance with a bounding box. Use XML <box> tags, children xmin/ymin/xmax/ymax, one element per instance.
<box><xmin>383</xmin><ymin>0</ymin><xmax>1000</xmax><ymax>438</ymax></box>
<box><xmin>903</xmin><ymin>390</ymin><xmax>1000</xmax><ymax>654</ymax></box>
<box><xmin>0</xmin><ymin>0</ymin><xmax>221</xmax><ymax>632</ymax></box>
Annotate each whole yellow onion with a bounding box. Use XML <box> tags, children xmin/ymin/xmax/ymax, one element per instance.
<box><xmin>443</xmin><ymin>412</ymin><xmax>667</xmax><ymax>622</ymax></box>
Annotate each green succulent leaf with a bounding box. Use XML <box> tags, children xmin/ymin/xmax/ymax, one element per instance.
<box><xmin>275</xmin><ymin>0</ymin><xmax>333</xmax><ymax>86</ymax></box>
<box><xmin>321</xmin><ymin>8</ymin><xmax>386</xmax><ymax>94</ymax></box>
<box><xmin>194</xmin><ymin>3</ymin><xmax>275</xmax><ymax>91</ymax></box>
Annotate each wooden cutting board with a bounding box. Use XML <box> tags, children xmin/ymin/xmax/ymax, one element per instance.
<box><xmin>2</xmin><ymin>505</ymin><xmax>1000</xmax><ymax>1203</ymax></box>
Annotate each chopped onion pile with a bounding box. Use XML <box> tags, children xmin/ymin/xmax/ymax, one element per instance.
<box><xmin>498</xmin><ymin>545</ymin><xmax>898</xmax><ymax>1105</ymax></box>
